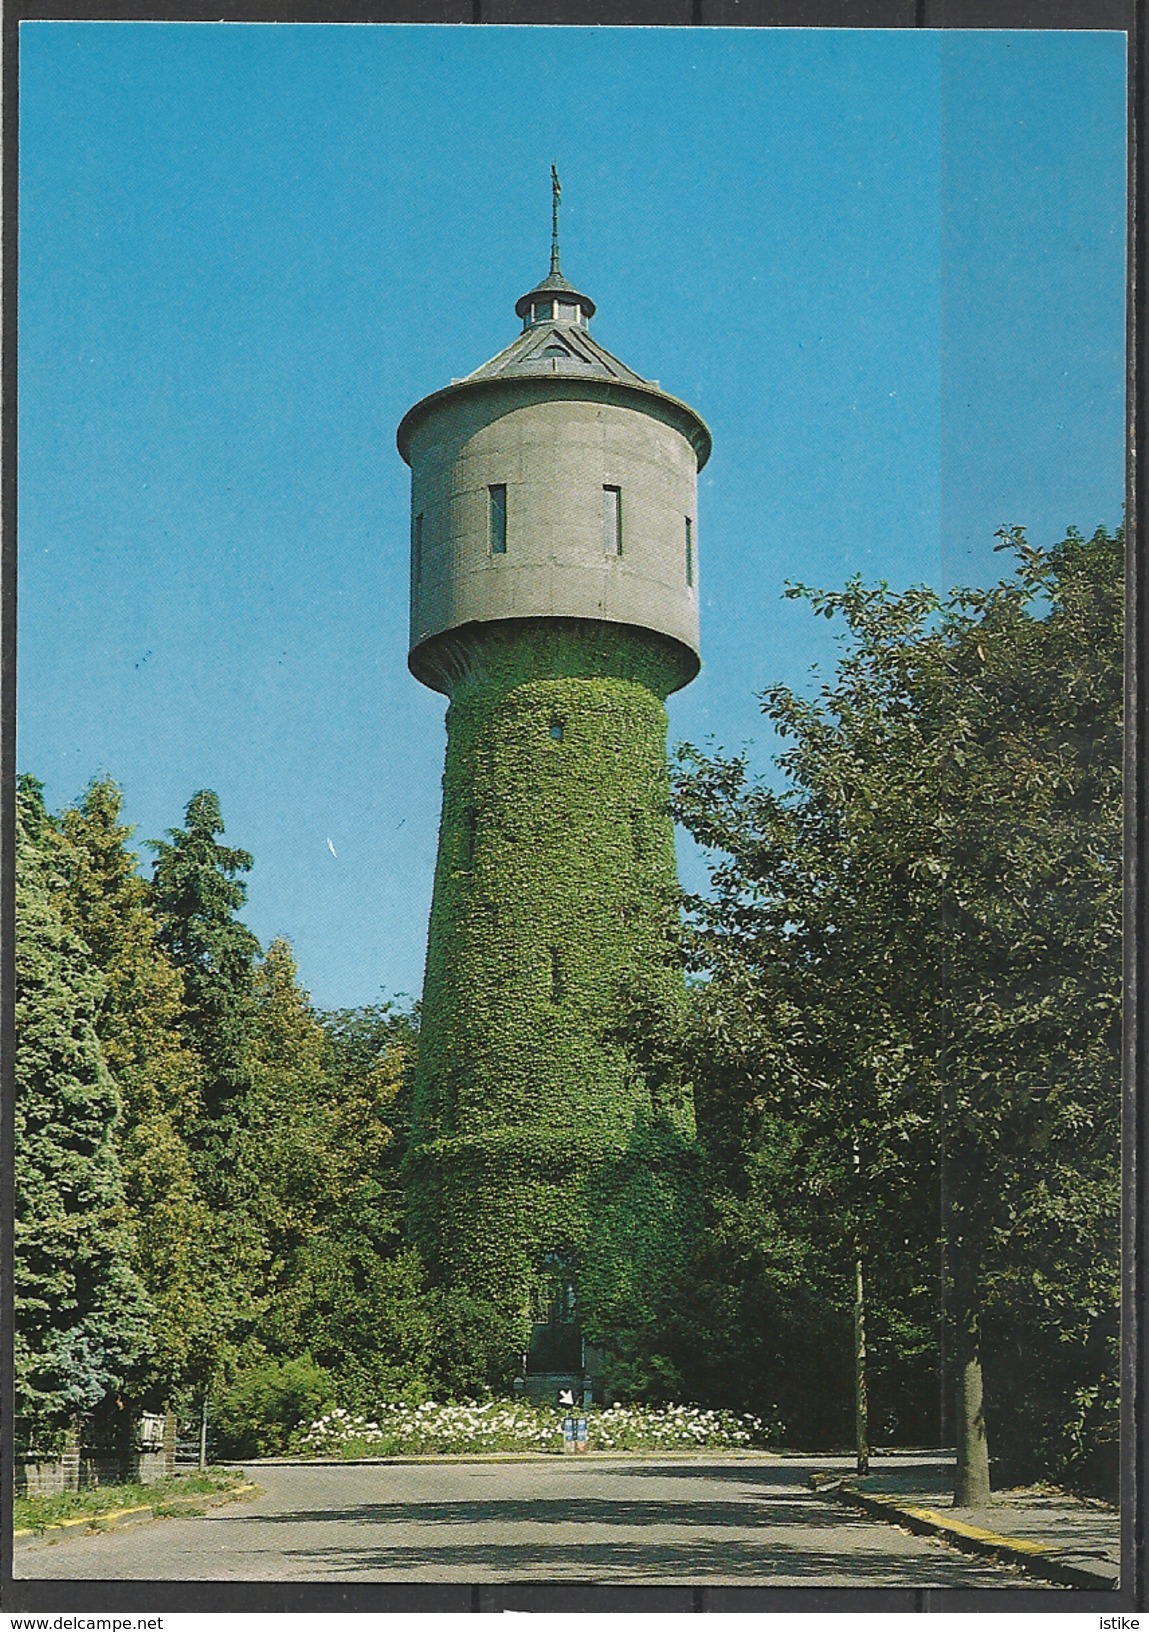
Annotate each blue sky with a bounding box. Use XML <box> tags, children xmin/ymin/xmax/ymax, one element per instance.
<box><xmin>18</xmin><ymin>24</ymin><xmax>1127</xmax><ymax>1010</ymax></box>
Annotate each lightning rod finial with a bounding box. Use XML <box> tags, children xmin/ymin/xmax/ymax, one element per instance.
<box><xmin>550</xmin><ymin>164</ymin><xmax>561</xmax><ymax>275</ymax></box>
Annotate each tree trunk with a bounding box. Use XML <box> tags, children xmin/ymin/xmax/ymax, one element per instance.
<box><xmin>854</xmin><ymin>1253</ymin><xmax>869</xmax><ymax>1475</ymax></box>
<box><xmin>953</xmin><ymin>1256</ymin><xmax>991</xmax><ymax>1507</ymax></box>
<box><xmin>199</xmin><ymin>1393</ymin><xmax>209</xmax><ymax>1472</ymax></box>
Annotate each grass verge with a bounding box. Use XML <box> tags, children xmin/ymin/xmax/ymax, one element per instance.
<box><xmin>15</xmin><ymin>1468</ymin><xmax>252</xmax><ymax>1536</ymax></box>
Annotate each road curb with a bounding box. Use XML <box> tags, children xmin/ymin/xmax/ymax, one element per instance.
<box><xmin>831</xmin><ymin>1481</ymin><xmax>1120</xmax><ymax>1590</ymax></box>
<box><xmin>251</xmin><ymin>1449</ymin><xmax>783</xmax><ymax>1466</ymax></box>
<box><xmin>14</xmin><ymin>1479</ymin><xmax>262</xmax><ymax>1545</ymax></box>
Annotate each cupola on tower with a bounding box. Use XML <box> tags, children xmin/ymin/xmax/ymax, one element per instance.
<box><xmin>398</xmin><ymin>175</ymin><xmax>711</xmax><ymax>1399</ymax></box>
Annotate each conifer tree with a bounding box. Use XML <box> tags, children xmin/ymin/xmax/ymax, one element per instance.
<box><xmin>55</xmin><ymin>778</ymin><xmax>214</xmax><ymax>1399</ymax></box>
<box><xmin>14</xmin><ymin>780</ymin><xmax>152</xmax><ymax>1450</ymax></box>
<box><xmin>149</xmin><ymin>790</ymin><xmax>261</xmax><ymax>1146</ymax></box>
<box><xmin>148</xmin><ymin>790</ymin><xmax>268</xmax><ymax>1387</ymax></box>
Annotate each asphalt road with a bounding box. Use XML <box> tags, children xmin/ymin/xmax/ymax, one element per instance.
<box><xmin>16</xmin><ymin>1456</ymin><xmax>1046</xmax><ymax>1586</ymax></box>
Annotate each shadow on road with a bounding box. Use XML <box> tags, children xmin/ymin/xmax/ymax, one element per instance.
<box><xmin>250</xmin><ymin>1495</ymin><xmax>860</xmax><ymax>1531</ymax></box>
<box><xmin>582</xmin><ymin>1463</ymin><xmax>852</xmax><ymax>1486</ymax></box>
<box><xmin>267</xmin><ymin>1532</ymin><xmax>1031</xmax><ymax>1585</ymax></box>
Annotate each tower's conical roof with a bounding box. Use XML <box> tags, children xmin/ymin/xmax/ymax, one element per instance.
<box><xmin>462</xmin><ymin>311</ymin><xmax>646</xmax><ymax>387</ymax></box>
<box><xmin>397</xmin><ymin>173</ymin><xmax>711</xmax><ymax>471</ymax></box>
<box><xmin>463</xmin><ymin>168</ymin><xmax>649</xmax><ymax>386</ymax></box>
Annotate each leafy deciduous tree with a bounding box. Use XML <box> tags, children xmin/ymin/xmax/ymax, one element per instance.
<box><xmin>674</xmin><ymin>527</ymin><xmax>1122</xmax><ymax>1499</ymax></box>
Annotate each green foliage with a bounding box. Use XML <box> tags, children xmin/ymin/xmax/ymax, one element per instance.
<box><xmin>242</xmin><ymin>971</ymin><xmax>434</xmax><ymax>1404</ymax></box>
<box><xmin>244</xmin><ymin>939</ymin><xmax>339</xmax><ymax>1265</ymax></box>
<box><xmin>1058</xmin><ymin>1365</ymin><xmax>1120</xmax><ymax>1499</ymax></box>
<box><xmin>574</xmin><ymin>1129</ymin><xmax>704</xmax><ymax>1401</ymax></box>
<box><xmin>13</xmin><ymin>1469</ymin><xmax>249</xmax><ymax>1536</ymax></box>
<box><xmin>271</xmin><ymin>1244</ymin><xmax>436</xmax><ymax>1409</ymax></box>
<box><xmin>149</xmin><ymin>790</ymin><xmax>261</xmax><ymax>1137</ymax></box>
<box><xmin>14</xmin><ymin>781</ymin><xmax>153</xmax><ymax>1451</ymax></box>
<box><xmin>212</xmin><ymin>1355</ymin><xmax>336</xmax><ymax>1457</ymax></box>
<box><xmin>17</xmin><ymin>780</ymin><xmax>428</xmax><ymax>1432</ymax></box>
<box><xmin>416</xmin><ymin>658</ymin><xmax>687</xmax><ymax>1147</ymax></box>
<box><xmin>409</xmin><ymin>622</ymin><xmax>701</xmax><ymax>1384</ymax></box>
<box><xmin>673</xmin><ymin>526</ymin><xmax>1122</xmax><ymax>1483</ymax></box>
<box><xmin>146</xmin><ymin>790</ymin><xmax>270</xmax><ymax>1390</ymax></box>
<box><xmin>15</xmin><ymin>530</ymin><xmax>1115</xmax><ymax>1488</ymax></box>
<box><xmin>429</xmin><ymin>1286</ymin><xmax>525</xmax><ymax>1400</ymax></box>
<box><xmin>54</xmin><ymin>778</ymin><xmax>215</xmax><ymax>1401</ymax></box>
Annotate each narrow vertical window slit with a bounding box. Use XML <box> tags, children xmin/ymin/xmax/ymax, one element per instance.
<box><xmin>603</xmin><ymin>485</ymin><xmax>622</xmax><ymax>556</ymax></box>
<box><xmin>489</xmin><ymin>484</ymin><xmax>507</xmax><ymax>554</ymax></box>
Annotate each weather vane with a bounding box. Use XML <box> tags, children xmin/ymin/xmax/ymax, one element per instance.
<box><xmin>550</xmin><ymin>164</ymin><xmax>561</xmax><ymax>275</ymax></box>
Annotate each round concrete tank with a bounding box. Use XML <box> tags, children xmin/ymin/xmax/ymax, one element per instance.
<box><xmin>397</xmin><ymin>273</ymin><xmax>710</xmax><ymax>697</ymax></box>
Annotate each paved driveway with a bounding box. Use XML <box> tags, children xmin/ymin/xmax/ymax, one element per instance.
<box><xmin>16</xmin><ymin>1456</ymin><xmax>1046</xmax><ymax>1586</ymax></box>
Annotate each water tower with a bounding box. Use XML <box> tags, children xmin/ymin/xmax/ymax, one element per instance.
<box><xmin>397</xmin><ymin>176</ymin><xmax>710</xmax><ymax>1398</ymax></box>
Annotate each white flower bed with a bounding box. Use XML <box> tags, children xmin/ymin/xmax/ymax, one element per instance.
<box><xmin>291</xmin><ymin>1399</ymin><xmax>780</xmax><ymax>1457</ymax></box>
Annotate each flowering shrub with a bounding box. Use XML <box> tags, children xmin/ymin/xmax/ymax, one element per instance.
<box><xmin>290</xmin><ymin>1399</ymin><xmax>781</xmax><ymax>1457</ymax></box>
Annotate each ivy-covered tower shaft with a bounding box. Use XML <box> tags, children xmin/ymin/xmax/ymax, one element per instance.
<box><xmin>397</xmin><ymin>205</ymin><xmax>710</xmax><ymax>1392</ymax></box>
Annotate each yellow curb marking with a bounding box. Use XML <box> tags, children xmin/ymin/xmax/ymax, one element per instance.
<box><xmin>14</xmin><ymin>1501</ymin><xmax>153</xmax><ymax>1538</ymax></box>
<box><xmin>898</xmin><ymin>1502</ymin><xmax>1050</xmax><ymax>1555</ymax></box>
<box><xmin>14</xmin><ymin>1481</ymin><xmax>260</xmax><ymax>1540</ymax></box>
<box><xmin>852</xmin><ymin>1490</ymin><xmax>1050</xmax><ymax>1556</ymax></box>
